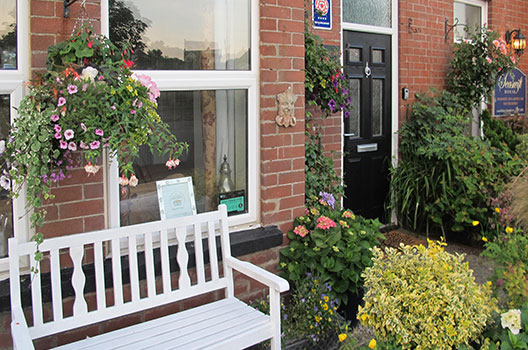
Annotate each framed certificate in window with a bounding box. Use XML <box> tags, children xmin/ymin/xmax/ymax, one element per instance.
<box><xmin>156</xmin><ymin>177</ymin><xmax>197</xmax><ymax>220</ymax></box>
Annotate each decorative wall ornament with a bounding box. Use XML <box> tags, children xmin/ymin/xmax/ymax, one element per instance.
<box><xmin>276</xmin><ymin>86</ymin><xmax>297</xmax><ymax>127</ymax></box>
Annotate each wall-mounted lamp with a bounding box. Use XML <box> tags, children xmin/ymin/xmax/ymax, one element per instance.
<box><xmin>506</xmin><ymin>29</ymin><xmax>527</xmax><ymax>56</ymax></box>
<box><xmin>445</xmin><ymin>18</ymin><xmax>467</xmax><ymax>41</ymax></box>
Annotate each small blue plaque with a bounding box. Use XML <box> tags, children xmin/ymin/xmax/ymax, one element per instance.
<box><xmin>494</xmin><ymin>68</ymin><xmax>526</xmax><ymax>116</ymax></box>
<box><xmin>313</xmin><ymin>0</ymin><xmax>331</xmax><ymax>30</ymax></box>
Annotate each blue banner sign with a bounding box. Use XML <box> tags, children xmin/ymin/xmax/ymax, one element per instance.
<box><xmin>313</xmin><ymin>0</ymin><xmax>331</xmax><ymax>30</ymax></box>
<box><xmin>494</xmin><ymin>68</ymin><xmax>526</xmax><ymax>116</ymax></box>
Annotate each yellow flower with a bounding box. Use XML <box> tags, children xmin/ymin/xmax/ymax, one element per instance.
<box><xmin>506</xmin><ymin>226</ymin><xmax>513</xmax><ymax>234</ymax></box>
<box><xmin>486</xmin><ymin>281</ymin><xmax>492</xmax><ymax>287</ymax></box>
<box><xmin>339</xmin><ymin>333</ymin><xmax>347</xmax><ymax>342</ymax></box>
<box><xmin>472</xmin><ymin>220</ymin><xmax>479</xmax><ymax>226</ymax></box>
<box><xmin>369</xmin><ymin>339</ymin><xmax>377</xmax><ymax>349</ymax></box>
<box><xmin>310</xmin><ymin>325</ymin><xmax>313</xmax><ymax>329</ymax></box>
<box><xmin>314</xmin><ymin>279</ymin><xmax>318</xmax><ymax>285</ymax></box>
<box><xmin>360</xmin><ymin>313</ymin><xmax>368</xmax><ymax>322</ymax></box>
<box><xmin>126</xmin><ymin>85</ymin><xmax>133</xmax><ymax>92</ymax></box>
<box><xmin>324</xmin><ymin>296</ymin><xmax>329</xmax><ymax>302</ymax></box>
<box><xmin>323</xmin><ymin>303</ymin><xmax>329</xmax><ymax>311</ymax></box>
<box><xmin>315</xmin><ymin>316</ymin><xmax>321</xmax><ymax>323</ymax></box>
<box><xmin>482</xmin><ymin>236</ymin><xmax>488</xmax><ymax>242</ymax></box>
<box><xmin>495</xmin><ymin>207</ymin><xmax>501</xmax><ymax>213</ymax></box>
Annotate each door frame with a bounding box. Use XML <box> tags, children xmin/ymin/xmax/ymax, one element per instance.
<box><xmin>341</xmin><ymin>0</ymin><xmax>399</xmax><ymax>169</ymax></box>
<box><xmin>341</xmin><ymin>0</ymin><xmax>399</xmax><ymax>219</ymax></box>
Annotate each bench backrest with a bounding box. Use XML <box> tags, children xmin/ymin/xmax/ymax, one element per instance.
<box><xmin>9</xmin><ymin>205</ymin><xmax>234</xmax><ymax>340</ymax></box>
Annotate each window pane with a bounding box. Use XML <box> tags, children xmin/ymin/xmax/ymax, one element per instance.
<box><xmin>343</xmin><ymin>0</ymin><xmax>391</xmax><ymax>28</ymax></box>
<box><xmin>120</xmin><ymin>90</ymin><xmax>248</xmax><ymax>226</ymax></box>
<box><xmin>0</xmin><ymin>0</ymin><xmax>17</xmax><ymax>70</ymax></box>
<box><xmin>0</xmin><ymin>94</ymin><xmax>12</xmax><ymax>258</ymax></box>
<box><xmin>346</xmin><ymin>79</ymin><xmax>360</xmax><ymax>137</ymax></box>
<box><xmin>454</xmin><ymin>2</ymin><xmax>482</xmax><ymax>41</ymax></box>
<box><xmin>372</xmin><ymin>79</ymin><xmax>383</xmax><ymax>136</ymax></box>
<box><xmin>347</xmin><ymin>48</ymin><xmax>361</xmax><ymax>63</ymax></box>
<box><xmin>109</xmin><ymin>0</ymin><xmax>250</xmax><ymax>70</ymax></box>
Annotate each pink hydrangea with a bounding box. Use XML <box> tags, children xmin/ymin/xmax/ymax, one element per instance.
<box><xmin>316</xmin><ymin>216</ymin><xmax>337</xmax><ymax>230</ymax></box>
<box><xmin>293</xmin><ymin>225</ymin><xmax>309</xmax><ymax>237</ymax></box>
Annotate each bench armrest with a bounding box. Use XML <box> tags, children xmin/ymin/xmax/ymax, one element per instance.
<box><xmin>11</xmin><ymin>307</ymin><xmax>34</xmax><ymax>350</ymax></box>
<box><xmin>225</xmin><ymin>256</ymin><xmax>289</xmax><ymax>293</ymax></box>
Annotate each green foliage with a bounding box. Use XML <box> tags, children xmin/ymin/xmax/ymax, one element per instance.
<box><xmin>515</xmin><ymin>135</ymin><xmax>528</xmax><ymax>163</ymax></box>
<box><xmin>0</xmin><ymin>25</ymin><xmax>187</xmax><ymax>247</ymax></box>
<box><xmin>484</xmin><ymin>306</ymin><xmax>528</xmax><ymax>350</ymax></box>
<box><xmin>358</xmin><ymin>241</ymin><xmax>497</xmax><ymax>350</ymax></box>
<box><xmin>389</xmin><ymin>91</ymin><xmax>523</xmax><ymax>239</ymax></box>
<box><xmin>280</xmin><ymin>195</ymin><xmax>383</xmax><ymax>305</ymax></box>
<box><xmin>447</xmin><ymin>27</ymin><xmax>517</xmax><ymax>110</ymax></box>
<box><xmin>305</xmin><ymin>131</ymin><xmax>344</xmax><ymax>206</ymax></box>
<box><xmin>482</xmin><ymin>109</ymin><xmax>521</xmax><ymax>155</ymax></box>
<box><xmin>305</xmin><ymin>29</ymin><xmax>351</xmax><ymax>117</ymax></box>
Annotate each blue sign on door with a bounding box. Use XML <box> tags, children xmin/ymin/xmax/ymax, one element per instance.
<box><xmin>313</xmin><ymin>0</ymin><xmax>331</xmax><ymax>30</ymax></box>
<box><xmin>494</xmin><ymin>68</ymin><xmax>526</xmax><ymax>116</ymax></box>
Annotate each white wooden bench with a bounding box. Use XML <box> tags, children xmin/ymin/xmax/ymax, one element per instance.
<box><xmin>9</xmin><ymin>205</ymin><xmax>288</xmax><ymax>349</ymax></box>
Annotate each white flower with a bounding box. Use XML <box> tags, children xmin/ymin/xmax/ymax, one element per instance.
<box><xmin>118</xmin><ymin>175</ymin><xmax>129</xmax><ymax>186</ymax></box>
<box><xmin>501</xmin><ymin>309</ymin><xmax>522</xmax><ymax>335</ymax></box>
<box><xmin>0</xmin><ymin>140</ymin><xmax>5</xmax><ymax>155</ymax></box>
<box><xmin>129</xmin><ymin>174</ymin><xmax>138</xmax><ymax>187</ymax></box>
<box><xmin>0</xmin><ymin>176</ymin><xmax>10</xmax><ymax>191</ymax></box>
<box><xmin>84</xmin><ymin>162</ymin><xmax>100</xmax><ymax>176</ymax></box>
<box><xmin>165</xmin><ymin>158</ymin><xmax>180</xmax><ymax>169</ymax></box>
<box><xmin>81</xmin><ymin>66</ymin><xmax>98</xmax><ymax>82</ymax></box>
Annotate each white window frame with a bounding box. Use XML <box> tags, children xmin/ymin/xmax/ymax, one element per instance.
<box><xmin>101</xmin><ymin>0</ymin><xmax>260</xmax><ymax>232</ymax></box>
<box><xmin>453</xmin><ymin>0</ymin><xmax>488</xmax><ymax>42</ymax></box>
<box><xmin>0</xmin><ymin>0</ymin><xmax>30</xmax><ymax>278</ymax></box>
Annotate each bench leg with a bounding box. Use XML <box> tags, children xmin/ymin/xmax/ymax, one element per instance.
<box><xmin>269</xmin><ymin>290</ymin><xmax>281</xmax><ymax>350</ymax></box>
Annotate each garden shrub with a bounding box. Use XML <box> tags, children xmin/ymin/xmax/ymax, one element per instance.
<box><xmin>279</xmin><ymin>193</ymin><xmax>383</xmax><ymax>306</ymax></box>
<box><xmin>358</xmin><ymin>240</ymin><xmax>497</xmax><ymax>350</ymax></box>
<box><xmin>482</xmin><ymin>109</ymin><xmax>520</xmax><ymax>155</ymax></box>
<box><xmin>389</xmin><ymin>91</ymin><xmax>523</xmax><ymax>239</ymax></box>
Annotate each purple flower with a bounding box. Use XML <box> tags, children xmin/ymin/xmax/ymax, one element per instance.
<box><xmin>67</xmin><ymin>84</ymin><xmax>78</xmax><ymax>94</ymax></box>
<box><xmin>346</xmin><ymin>97</ymin><xmax>352</xmax><ymax>105</ymax></box>
<box><xmin>50</xmin><ymin>114</ymin><xmax>59</xmax><ymax>122</ymax></box>
<box><xmin>344</xmin><ymin>110</ymin><xmax>350</xmax><ymax>119</ymax></box>
<box><xmin>54</xmin><ymin>124</ymin><xmax>61</xmax><ymax>132</ymax></box>
<box><xmin>319</xmin><ymin>191</ymin><xmax>336</xmax><ymax>209</ymax></box>
<box><xmin>341</xmin><ymin>88</ymin><xmax>349</xmax><ymax>95</ymax></box>
<box><xmin>68</xmin><ymin>142</ymin><xmax>77</xmax><ymax>151</ymax></box>
<box><xmin>89</xmin><ymin>140</ymin><xmax>100</xmax><ymax>149</ymax></box>
<box><xmin>64</xmin><ymin>129</ymin><xmax>74</xmax><ymax>140</ymax></box>
<box><xmin>328</xmin><ymin>99</ymin><xmax>336</xmax><ymax>112</ymax></box>
<box><xmin>57</xmin><ymin>97</ymin><xmax>66</xmax><ymax>106</ymax></box>
<box><xmin>111</xmin><ymin>105</ymin><xmax>116</xmax><ymax>110</ymax></box>
<box><xmin>95</xmin><ymin>129</ymin><xmax>104</xmax><ymax>137</ymax></box>
<box><xmin>301</xmin><ymin>298</ymin><xmax>305</xmax><ymax>303</ymax></box>
<box><xmin>54</xmin><ymin>132</ymin><xmax>61</xmax><ymax>139</ymax></box>
<box><xmin>59</xmin><ymin>140</ymin><xmax>68</xmax><ymax>149</ymax></box>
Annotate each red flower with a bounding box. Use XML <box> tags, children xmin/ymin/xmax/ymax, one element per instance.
<box><xmin>88</xmin><ymin>41</ymin><xmax>92</xmax><ymax>49</ymax></box>
<box><xmin>123</xmin><ymin>59</ymin><xmax>134</xmax><ymax>68</ymax></box>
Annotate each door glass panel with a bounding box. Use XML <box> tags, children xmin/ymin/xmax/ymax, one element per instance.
<box><xmin>454</xmin><ymin>2</ymin><xmax>482</xmax><ymax>41</ymax></box>
<box><xmin>347</xmin><ymin>48</ymin><xmax>361</xmax><ymax>63</ymax></box>
<box><xmin>346</xmin><ymin>79</ymin><xmax>360</xmax><ymax>137</ymax></box>
<box><xmin>343</xmin><ymin>0</ymin><xmax>391</xmax><ymax>28</ymax></box>
<box><xmin>120</xmin><ymin>89</ymin><xmax>248</xmax><ymax>226</ymax></box>
<box><xmin>109</xmin><ymin>0</ymin><xmax>250</xmax><ymax>70</ymax></box>
<box><xmin>0</xmin><ymin>0</ymin><xmax>17</xmax><ymax>70</ymax></box>
<box><xmin>372</xmin><ymin>49</ymin><xmax>384</xmax><ymax>64</ymax></box>
<box><xmin>372</xmin><ymin>79</ymin><xmax>383</xmax><ymax>136</ymax></box>
<box><xmin>0</xmin><ymin>94</ymin><xmax>12</xmax><ymax>258</ymax></box>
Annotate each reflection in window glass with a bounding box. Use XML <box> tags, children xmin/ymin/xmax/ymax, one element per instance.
<box><xmin>347</xmin><ymin>48</ymin><xmax>361</xmax><ymax>63</ymax></box>
<box><xmin>0</xmin><ymin>0</ymin><xmax>17</xmax><ymax>70</ymax></box>
<box><xmin>109</xmin><ymin>0</ymin><xmax>250</xmax><ymax>70</ymax></box>
<box><xmin>0</xmin><ymin>95</ymin><xmax>12</xmax><ymax>257</ymax></box>
<box><xmin>120</xmin><ymin>90</ymin><xmax>248</xmax><ymax>226</ymax></box>
<box><xmin>454</xmin><ymin>2</ymin><xmax>482</xmax><ymax>41</ymax></box>
<box><xmin>347</xmin><ymin>79</ymin><xmax>360</xmax><ymax>137</ymax></box>
<box><xmin>343</xmin><ymin>0</ymin><xmax>391</xmax><ymax>28</ymax></box>
<box><xmin>372</xmin><ymin>79</ymin><xmax>383</xmax><ymax>137</ymax></box>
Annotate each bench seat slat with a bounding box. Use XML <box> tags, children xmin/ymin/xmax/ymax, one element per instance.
<box><xmin>52</xmin><ymin>298</ymin><xmax>271</xmax><ymax>350</ymax></box>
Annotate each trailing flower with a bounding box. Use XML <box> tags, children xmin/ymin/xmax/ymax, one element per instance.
<box><xmin>0</xmin><ymin>25</ymin><xmax>187</xmax><ymax>248</ymax></box>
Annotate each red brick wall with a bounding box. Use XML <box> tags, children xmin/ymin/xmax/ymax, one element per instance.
<box><xmin>259</xmin><ymin>0</ymin><xmax>306</xmax><ymax>233</ymax></box>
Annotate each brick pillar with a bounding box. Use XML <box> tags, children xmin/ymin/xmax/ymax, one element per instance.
<box><xmin>260</xmin><ymin>0</ymin><xmax>306</xmax><ymax>234</ymax></box>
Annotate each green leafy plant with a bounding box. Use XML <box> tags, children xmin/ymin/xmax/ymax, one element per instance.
<box><xmin>482</xmin><ymin>109</ymin><xmax>521</xmax><ymax>155</ymax></box>
<box><xmin>0</xmin><ymin>25</ymin><xmax>187</xmax><ymax>248</ymax></box>
<box><xmin>358</xmin><ymin>240</ymin><xmax>497</xmax><ymax>350</ymax></box>
<box><xmin>305</xmin><ymin>29</ymin><xmax>351</xmax><ymax>117</ymax></box>
<box><xmin>484</xmin><ymin>306</ymin><xmax>528</xmax><ymax>350</ymax></box>
<box><xmin>279</xmin><ymin>193</ymin><xmax>383</xmax><ymax>306</ymax></box>
<box><xmin>389</xmin><ymin>91</ymin><xmax>523</xmax><ymax>239</ymax></box>
<box><xmin>447</xmin><ymin>27</ymin><xmax>517</xmax><ymax>110</ymax></box>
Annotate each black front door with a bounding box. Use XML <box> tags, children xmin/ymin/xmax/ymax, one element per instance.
<box><xmin>343</xmin><ymin>31</ymin><xmax>391</xmax><ymax>221</ymax></box>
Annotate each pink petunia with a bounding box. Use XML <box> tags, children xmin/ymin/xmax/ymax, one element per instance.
<box><xmin>80</xmin><ymin>141</ymin><xmax>89</xmax><ymax>149</ymax></box>
<box><xmin>59</xmin><ymin>140</ymin><xmax>68</xmax><ymax>149</ymax></box>
<box><xmin>82</xmin><ymin>84</ymin><xmax>88</xmax><ymax>92</ymax></box>
<box><xmin>486</xmin><ymin>57</ymin><xmax>492</xmax><ymax>64</ymax></box>
<box><xmin>54</xmin><ymin>124</ymin><xmax>61</xmax><ymax>132</ymax></box>
<box><xmin>95</xmin><ymin>129</ymin><xmax>104</xmax><ymax>137</ymax></box>
<box><xmin>54</xmin><ymin>132</ymin><xmax>62</xmax><ymax>139</ymax></box>
<box><xmin>57</xmin><ymin>97</ymin><xmax>66</xmax><ymax>106</ymax></box>
<box><xmin>50</xmin><ymin>114</ymin><xmax>59</xmax><ymax>122</ymax></box>
<box><xmin>80</xmin><ymin>123</ymin><xmax>87</xmax><ymax>132</ymax></box>
<box><xmin>130</xmin><ymin>110</ymin><xmax>136</xmax><ymax>114</ymax></box>
<box><xmin>64</xmin><ymin>129</ymin><xmax>74</xmax><ymax>140</ymax></box>
<box><xmin>89</xmin><ymin>140</ymin><xmax>100</xmax><ymax>149</ymax></box>
<box><xmin>68</xmin><ymin>142</ymin><xmax>77</xmax><ymax>151</ymax></box>
<box><xmin>67</xmin><ymin>84</ymin><xmax>78</xmax><ymax>94</ymax></box>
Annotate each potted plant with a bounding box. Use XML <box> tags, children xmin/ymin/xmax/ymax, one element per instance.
<box><xmin>0</xmin><ymin>25</ymin><xmax>187</xmax><ymax>257</ymax></box>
